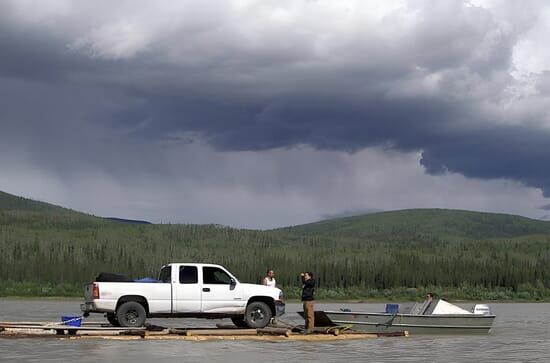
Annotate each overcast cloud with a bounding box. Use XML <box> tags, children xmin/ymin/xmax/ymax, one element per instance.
<box><xmin>1</xmin><ymin>0</ymin><xmax>550</xmax><ymax>228</ymax></box>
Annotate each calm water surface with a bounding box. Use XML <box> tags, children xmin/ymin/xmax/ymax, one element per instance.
<box><xmin>1</xmin><ymin>300</ymin><xmax>549</xmax><ymax>362</ymax></box>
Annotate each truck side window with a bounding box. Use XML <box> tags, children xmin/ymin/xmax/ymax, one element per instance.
<box><xmin>203</xmin><ymin>267</ymin><xmax>232</xmax><ymax>284</ymax></box>
<box><xmin>179</xmin><ymin>266</ymin><xmax>198</xmax><ymax>284</ymax></box>
<box><xmin>159</xmin><ymin>266</ymin><xmax>172</xmax><ymax>283</ymax></box>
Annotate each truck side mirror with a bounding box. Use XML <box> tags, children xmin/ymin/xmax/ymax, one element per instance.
<box><xmin>230</xmin><ymin>278</ymin><xmax>236</xmax><ymax>290</ymax></box>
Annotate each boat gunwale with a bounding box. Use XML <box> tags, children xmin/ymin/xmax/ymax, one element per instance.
<box><xmin>324</xmin><ymin>311</ymin><xmax>496</xmax><ymax>319</ymax></box>
<box><xmin>328</xmin><ymin>319</ymin><xmax>493</xmax><ymax>329</ymax></box>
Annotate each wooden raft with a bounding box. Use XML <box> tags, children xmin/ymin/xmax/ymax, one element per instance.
<box><xmin>0</xmin><ymin>322</ymin><xmax>407</xmax><ymax>341</ymax></box>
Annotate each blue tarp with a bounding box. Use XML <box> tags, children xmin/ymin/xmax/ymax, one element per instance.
<box><xmin>134</xmin><ymin>277</ymin><xmax>160</xmax><ymax>283</ymax></box>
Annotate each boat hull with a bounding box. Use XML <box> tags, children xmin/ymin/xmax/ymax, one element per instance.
<box><xmin>322</xmin><ymin>311</ymin><xmax>495</xmax><ymax>334</ymax></box>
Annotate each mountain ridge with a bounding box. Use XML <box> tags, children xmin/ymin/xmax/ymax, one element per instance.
<box><xmin>277</xmin><ymin>208</ymin><xmax>550</xmax><ymax>240</ymax></box>
<box><xmin>2</xmin><ymin>190</ymin><xmax>550</xmax><ymax>238</ymax></box>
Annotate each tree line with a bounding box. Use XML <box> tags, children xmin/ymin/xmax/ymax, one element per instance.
<box><xmin>2</xmin><ymin>210</ymin><xmax>550</xmax><ymax>299</ymax></box>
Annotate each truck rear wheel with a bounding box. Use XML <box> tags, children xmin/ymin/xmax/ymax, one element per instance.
<box><xmin>116</xmin><ymin>301</ymin><xmax>147</xmax><ymax>327</ymax></box>
<box><xmin>106</xmin><ymin>313</ymin><xmax>120</xmax><ymax>327</ymax></box>
<box><xmin>244</xmin><ymin>301</ymin><xmax>272</xmax><ymax>328</ymax></box>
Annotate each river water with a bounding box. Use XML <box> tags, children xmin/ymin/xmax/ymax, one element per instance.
<box><xmin>1</xmin><ymin>300</ymin><xmax>549</xmax><ymax>362</ymax></box>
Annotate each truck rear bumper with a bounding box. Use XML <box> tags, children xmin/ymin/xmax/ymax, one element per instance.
<box><xmin>81</xmin><ymin>300</ymin><xmax>116</xmax><ymax>314</ymax></box>
<box><xmin>275</xmin><ymin>300</ymin><xmax>285</xmax><ymax>316</ymax></box>
<box><xmin>80</xmin><ymin>302</ymin><xmax>95</xmax><ymax>313</ymax></box>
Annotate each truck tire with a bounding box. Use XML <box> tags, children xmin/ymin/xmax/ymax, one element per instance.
<box><xmin>116</xmin><ymin>301</ymin><xmax>147</xmax><ymax>327</ymax></box>
<box><xmin>244</xmin><ymin>301</ymin><xmax>272</xmax><ymax>328</ymax></box>
<box><xmin>231</xmin><ymin>316</ymin><xmax>248</xmax><ymax>328</ymax></box>
<box><xmin>106</xmin><ymin>313</ymin><xmax>120</xmax><ymax>327</ymax></box>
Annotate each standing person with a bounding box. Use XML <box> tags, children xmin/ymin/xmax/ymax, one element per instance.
<box><xmin>300</xmin><ymin>272</ymin><xmax>315</xmax><ymax>334</ymax></box>
<box><xmin>262</xmin><ymin>269</ymin><xmax>276</xmax><ymax>287</ymax></box>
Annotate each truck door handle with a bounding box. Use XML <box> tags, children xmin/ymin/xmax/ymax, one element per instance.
<box><xmin>203</xmin><ymin>288</ymin><xmax>210</xmax><ymax>292</ymax></box>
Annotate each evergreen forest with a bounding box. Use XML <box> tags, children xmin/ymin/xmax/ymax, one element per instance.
<box><xmin>2</xmin><ymin>190</ymin><xmax>550</xmax><ymax>300</ymax></box>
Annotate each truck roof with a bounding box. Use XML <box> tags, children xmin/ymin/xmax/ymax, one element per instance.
<box><xmin>165</xmin><ymin>263</ymin><xmax>225</xmax><ymax>268</ymax></box>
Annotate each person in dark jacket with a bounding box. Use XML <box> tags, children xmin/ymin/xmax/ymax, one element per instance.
<box><xmin>300</xmin><ymin>272</ymin><xmax>315</xmax><ymax>333</ymax></box>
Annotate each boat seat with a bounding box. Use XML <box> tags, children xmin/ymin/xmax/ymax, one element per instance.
<box><xmin>423</xmin><ymin>300</ymin><xmax>437</xmax><ymax>315</ymax></box>
<box><xmin>411</xmin><ymin>299</ymin><xmax>438</xmax><ymax>315</ymax></box>
<box><xmin>409</xmin><ymin>303</ymin><xmax>423</xmax><ymax>315</ymax></box>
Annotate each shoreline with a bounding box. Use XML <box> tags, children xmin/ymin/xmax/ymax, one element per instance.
<box><xmin>1</xmin><ymin>296</ymin><xmax>549</xmax><ymax>303</ymax></box>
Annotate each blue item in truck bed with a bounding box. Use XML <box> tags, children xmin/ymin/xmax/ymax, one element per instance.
<box><xmin>134</xmin><ymin>277</ymin><xmax>160</xmax><ymax>283</ymax></box>
<box><xmin>385</xmin><ymin>304</ymin><xmax>399</xmax><ymax>314</ymax></box>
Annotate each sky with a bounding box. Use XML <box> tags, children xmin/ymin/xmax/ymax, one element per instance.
<box><xmin>2</xmin><ymin>0</ymin><xmax>550</xmax><ymax>229</ymax></box>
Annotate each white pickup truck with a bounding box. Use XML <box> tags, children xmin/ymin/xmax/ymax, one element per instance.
<box><xmin>81</xmin><ymin>263</ymin><xmax>285</xmax><ymax>328</ymax></box>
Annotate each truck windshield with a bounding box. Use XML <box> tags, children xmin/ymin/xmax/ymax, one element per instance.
<box><xmin>159</xmin><ymin>266</ymin><xmax>172</xmax><ymax>283</ymax></box>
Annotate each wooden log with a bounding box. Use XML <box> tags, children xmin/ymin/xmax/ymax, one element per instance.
<box><xmin>0</xmin><ymin>321</ymin><xmax>51</xmax><ymax>326</ymax></box>
<box><xmin>168</xmin><ymin>328</ymin><xmax>258</xmax><ymax>336</ymax></box>
<box><xmin>215</xmin><ymin>324</ymin><xmax>241</xmax><ymax>329</ymax></box>
<box><xmin>376</xmin><ymin>331</ymin><xmax>408</xmax><ymax>337</ymax></box>
<box><xmin>310</xmin><ymin>327</ymin><xmax>334</xmax><ymax>335</ymax></box>
<box><xmin>0</xmin><ymin>321</ymin><xmax>106</xmax><ymax>328</ymax></box>
<box><xmin>144</xmin><ymin>323</ymin><xmax>167</xmax><ymax>332</ymax></box>
<box><xmin>256</xmin><ymin>327</ymin><xmax>291</xmax><ymax>337</ymax></box>
<box><xmin>168</xmin><ymin>328</ymin><xmax>187</xmax><ymax>335</ymax></box>
<box><xmin>77</xmin><ymin>331</ymin><xmax>126</xmax><ymax>336</ymax></box>
<box><xmin>184</xmin><ymin>329</ymin><xmax>258</xmax><ymax>336</ymax></box>
<box><xmin>120</xmin><ymin>330</ymin><xmax>146</xmax><ymax>337</ymax></box>
<box><xmin>0</xmin><ymin>324</ymin><xmax>145</xmax><ymax>331</ymax></box>
<box><xmin>144</xmin><ymin>329</ymin><xmax>171</xmax><ymax>336</ymax></box>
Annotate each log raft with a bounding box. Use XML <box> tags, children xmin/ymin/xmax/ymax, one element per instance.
<box><xmin>0</xmin><ymin>322</ymin><xmax>407</xmax><ymax>341</ymax></box>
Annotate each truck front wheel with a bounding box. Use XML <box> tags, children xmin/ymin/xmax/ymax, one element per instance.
<box><xmin>116</xmin><ymin>301</ymin><xmax>147</xmax><ymax>327</ymax></box>
<box><xmin>244</xmin><ymin>301</ymin><xmax>272</xmax><ymax>328</ymax></box>
<box><xmin>231</xmin><ymin>316</ymin><xmax>248</xmax><ymax>328</ymax></box>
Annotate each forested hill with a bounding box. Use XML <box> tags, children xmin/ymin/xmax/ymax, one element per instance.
<box><xmin>0</xmin><ymin>190</ymin><xmax>73</xmax><ymax>214</ymax></box>
<box><xmin>0</xmin><ymin>191</ymin><xmax>142</xmax><ymax>226</ymax></box>
<box><xmin>277</xmin><ymin>209</ymin><xmax>550</xmax><ymax>240</ymax></box>
<box><xmin>3</xmin><ymin>190</ymin><xmax>549</xmax><ymax>239</ymax></box>
<box><xmin>2</xmin><ymin>190</ymin><xmax>550</xmax><ymax>300</ymax></box>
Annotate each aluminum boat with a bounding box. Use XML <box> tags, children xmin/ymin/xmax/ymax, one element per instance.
<box><xmin>299</xmin><ymin>299</ymin><xmax>495</xmax><ymax>334</ymax></box>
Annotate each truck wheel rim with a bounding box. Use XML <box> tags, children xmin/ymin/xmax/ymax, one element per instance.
<box><xmin>126</xmin><ymin>310</ymin><xmax>138</xmax><ymax>324</ymax></box>
<box><xmin>250</xmin><ymin>308</ymin><xmax>264</xmax><ymax>322</ymax></box>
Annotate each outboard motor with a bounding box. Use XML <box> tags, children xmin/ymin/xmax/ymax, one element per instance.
<box><xmin>472</xmin><ymin>304</ymin><xmax>491</xmax><ymax>315</ymax></box>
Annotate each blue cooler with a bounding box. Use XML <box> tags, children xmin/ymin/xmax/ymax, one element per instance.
<box><xmin>385</xmin><ymin>304</ymin><xmax>399</xmax><ymax>314</ymax></box>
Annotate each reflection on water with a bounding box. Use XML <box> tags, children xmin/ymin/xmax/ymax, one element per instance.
<box><xmin>1</xmin><ymin>300</ymin><xmax>549</xmax><ymax>363</ymax></box>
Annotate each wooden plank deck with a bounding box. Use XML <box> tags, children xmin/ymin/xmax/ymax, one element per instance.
<box><xmin>0</xmin><ymin>321</ymin><xmax>407</xmax><ymax>341</ymax></box>
<box><xmin>0</xmin><ymin>323</ymin><xmax>146</xmax><ymax>336</ymax></box>
<box><xmin>0</xmin><ymin>324</ymin><xmax>144</xmax><ymax>331</ymax></box>
<box><xmin>67</xmin><ymin>332</ymin><xmax>382</xmax><ymax>341</ymax></box>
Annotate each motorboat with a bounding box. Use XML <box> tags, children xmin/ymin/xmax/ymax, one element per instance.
<box><xmin>299</xmin><ymin>299</ymin><xmax>495</xmax><ymax>335</ymax></box>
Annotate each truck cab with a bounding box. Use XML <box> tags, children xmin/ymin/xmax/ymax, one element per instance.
<box><xmin>81</xmin><ymin>263</ymin><xmax>285</xmax><ymax>328</ymax></box>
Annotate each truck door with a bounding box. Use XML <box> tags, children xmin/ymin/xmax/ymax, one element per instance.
<box><xmin>201</xmin><ymin>266</ymin><xmax>245</xmax><ymax>313</ymax></box>
<box><xmin>174</xmin><ymin>265</ymin><xmax>202</xmax><ymax>312</ymax></box>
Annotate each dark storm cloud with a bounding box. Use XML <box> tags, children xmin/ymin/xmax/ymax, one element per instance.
<box><xmin>419</xmin><ymin>126</ymin><xmax>550</xmax><ymax>196</ymax></box>
<box><xmin>2</xmin><ymin>1</ymin><xmax>550</xmax><ymax>197</ymax></box>
<box><xmin>146</xmin><ymin>90</ymin><xmax>550</xmax><ymax>196</ymax></box>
